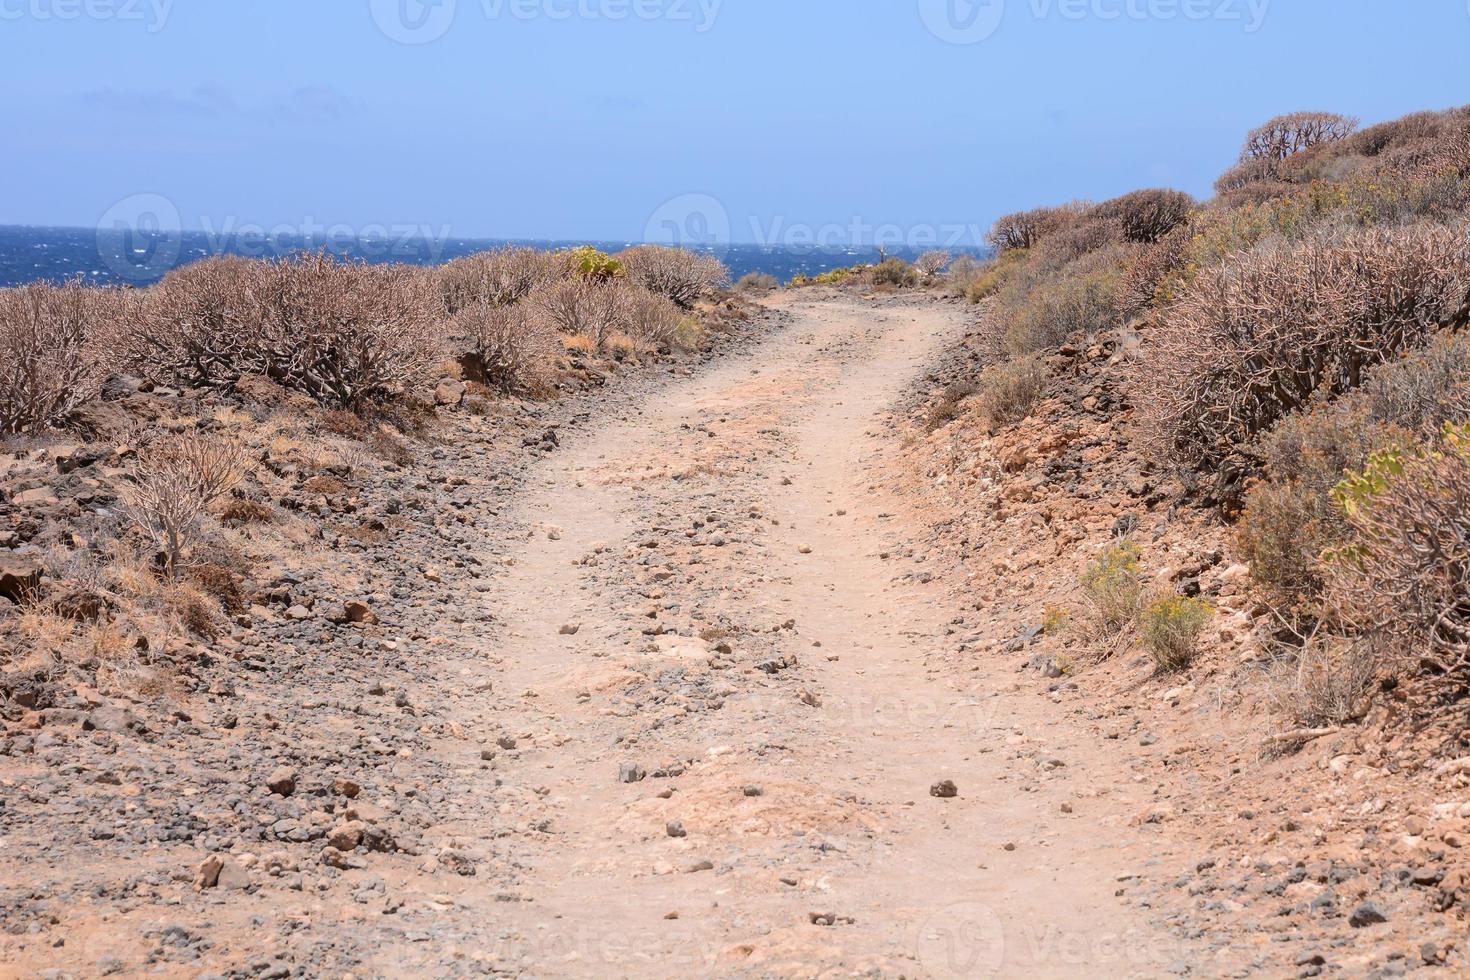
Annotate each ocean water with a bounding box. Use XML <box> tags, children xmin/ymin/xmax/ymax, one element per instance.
<box><xmin>0</xmin><ymin>225</ymin><xmax>987</xmax><ymax>290</ymax></box>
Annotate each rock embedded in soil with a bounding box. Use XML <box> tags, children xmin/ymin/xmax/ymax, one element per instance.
<box><xmin>930</xmin><ymin>780</ymin><xmax>959</xmax><ymax>799</ymax></box>
<box><xmin>619</xmin><ymin>762</ymin><xmax>647</xmax><ymax>784</ymax></box>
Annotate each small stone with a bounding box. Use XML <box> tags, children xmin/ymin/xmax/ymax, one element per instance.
<box><xmin>480</xmin><ymin>748</ymin><xmax>497</xmax><ymax>762</ymax></box>
<box><xmin>266</xmin><ymin>767</ymin><xmax>297</xmax><ymax>797</ymax></box>
<box><xmin>1139</xmin><ymin>733</ymin><xmax>1159</xmax><ymax>747</ymax></box>
<box><xmin>619</xmin><ymin>762</ymin><xmax>646</xmax><ymax>784</ymax></box>
<box><xmin>497</xmin><ymin>735</ymin><xmax>517</xmax><ymax>750</ymax></box>
<box><xmin>743</xmin><ymin>786</ymin><xmax>764</xmax><ymax>798</ymax></box>
<box><xmin>666</xmin><ymin>820</ymin><xmax>687</xmax><ymax>839</ymax></box>
<box><xmin>343</xmin><ymin>600</ymin><xmax>378</xmax><ymax>625</ymax></box>
<box><xmin>216</xmin><ymin>861</ymin><xmax>251</xmax><ymax>890</ymax></box>
<box><xmin>809</xmin><ymin>912</ymin><xmax>836</xmax><ymax>926</ymax></box>
<box><xmin>559</xmin><ymin>623</ymin><xmax>581</xmax><ymax>636</ymax></box>
<box><xmin>664</xmin><ymin>911</ymin><xmax>680</xmax><ymax>920</ymax></box>
<box><xmin>195</xmin><ymin>854</ymin><xmax>224</xmax><ymax>890</ymax></box>
<box><xmin>326</xmin><ymin>821</ymin><xmax>365</xmax><ymax>852</ymax></box>
<box><xmin>1349</xmin><ymin>902</ymin><xmax>1388</xmax><ymax>928</ymax></box>
<box><xmin>332</xmin><ymin>778</ymin><xmax>362</xmax><ymax>799</ymax></box>
<box><xmin>930</xmin><ymin>780</ymin><xmax>958</xmax><ymax>799</ymax></box>
<box><xmin>1003</xmin><ymin>842</ymin><xmax>1017</xmax><ymax>852</ymax></box>
<box><xmin>797</xmin><ymin>544</ymin><xmax>813</xmax><ymax>555</ymax></box>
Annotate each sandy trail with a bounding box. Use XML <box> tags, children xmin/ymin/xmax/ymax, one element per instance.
<box><xmin>424</xmin><ymin>293</ymin><xmax>1188</xmax><ymax>977</ymax></box>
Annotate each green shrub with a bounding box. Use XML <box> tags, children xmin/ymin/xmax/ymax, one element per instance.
<box><xmin>1140</xmin><ymin>595</ymin><xmax>1213</xmax><ymax>671</ymax></box>
<box><xmin>1080</xmin><ymin>541</ymin><xmax>1145</xmax><ymax>635</ymax></box>
<box><xmin>568</xmin><ymin>246</ymin><xmax>623</xmax><ymax>282</ymax></box>
<box><xmin>869</xmin><ymin>258</ymin><xmax>918</xmax><ymax>288</ymax></box>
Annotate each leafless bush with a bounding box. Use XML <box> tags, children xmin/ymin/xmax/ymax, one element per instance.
<box><xmin>1266</xmin><ymin>634</ymin><xmax>1376</xmax><ymax>728</ymax></box>
<box><xmin>972</xmin><ymin>355</ymin><xmax>1047</xmax><ymax>432</ymax></box>
<box><xmin>119</xmin><ymin>432</ymin><xmax>248</xmax><ymax>577</ymax></box>
<box><xmin>125</xmin><ymin>254</ymin><xmax>440</xmax><ymax>410</ymax></box>
<box><xmin>913</xmin><ymin>251</ymin><xmax>953</xmax><ymax>282</ymax></box>
<box><xmin>617</xmin><ymin>246</ymin><xmax>729</xmax><ymax>308</ymax></box>
<box><xmin>452</xmin><ymin>303</ymin><xmax>560</xmax><ymax>396</ymax></box>
<box><xmin>617</xmin><ymin>287</ymin><xmax>686</xmax><ymax>348</ymax></box>
<box><xmin>530</xmin><ymin>278</ymin><xmax>627</xmax><ymax>349</ymax></box>
<box><xmin>1117</xmin><ymin>224</ymin><xmax>1190</xmax><ymax>319</ymax></box>
<box><xmin>1241</xmin><ymin>331</ymin><xmax>1470</xmax><ymax>615</ymax></box>
<box><xmin>1093</xmin><ymin>189</ymin><xmax>1195</xmax><ymax>244</ymax></box>
<box><xmin>986</xmin><ymin>202</ymin><xmax>1089</xmax><ymax>253</ymax></box>
<box><xmin>1033</xmin><ymin>215</ymin><xmax>1127</xmax><ymax>268</ymax></box>
<box><xmin>1138</xmin><ymin>223</ymin><xmax>1470</xmax><ymax>469</ymax></box>
<box><xmin>122</xmin><ymin>256</ymin><xmax>270</xmax><ymax>389</ymax></box>
<box><xmin>257</xmin><ymin>255</ymin><xmax>441</xmax><ymax>409</ymax></box>
<box><xmin>1241</xmin><ymin>111</ymin><xmax>1358</xmax><ymax>162</ymax></box>
<box><xmin>0</xmin><ymin>280</ymin><xmax>116</xmax><ymax>434</ymax></box>
<box><xmin>439</xmin><ymin>247</ymin><xmax>567</xmax><ymax>314</ymax></box>
<box><xmin>1329</xmin><ymin>435</ymin><xmax>1470</xmax><ymax>687</ymax></box>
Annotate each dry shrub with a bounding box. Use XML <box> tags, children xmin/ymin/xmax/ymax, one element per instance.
<box><xmin>185</xmin><ymin>562</ymin><xmax>244</xmax><ymax>615</ymax></box>
<box><xmin>125</xmin><ymin>254</ymin><xmax>440</xmax><ymax>410</ymax></box>
<box><xmin>318</xmin><ymin>408</ymin><xmax>368</xmax><ymax>440</ymax></box>
<box><xmin>620</xmin><ymin>288</ymin><xmax>694</xmax><ymax>349</ymax></box>
<box><xmin>1241</xmin><ymin>332</ymin><xmax>1470</xmax><ymax>616</ymax></box>
<box><xmin>1079</xmin><ymin>541</ymin><xmax>1145</xmax><ymax>637</ymax></box>
<box><xmin>1093</xmin><ymin>189</ymin><xmax>1195</xmax><ymax>244</ymax></box>
<box><xmin>219</xmin><ymin>497</ymin><xmax>274</xmax><ymax>525</ymax></box>
<box><xmin>252</xmin><ymin>255</ymin><xmax>440</xmax><ymax>409</ymax></box>
<box><xmin>1033</xmin><ymin>214</ymin><xmax>1126</xmax><ymax>268</ymax></box>
<box><xmin>531</xmin><ymin>278</ymin><xmax>627</xmax><ymax>349</ymax></box>
<box><xmin>1328</xmin><ymin>429</ymin><xmax>1470</xmax><ymax>687</ymax></box>
<box><xmin>1138</xmin><ymin>223</ymin><xmax>1470</xmax><ymax>469</ymax></box>
<box><xmin>119</xmin><ymin>432</ymin><xmax>247</xmax><ymax>577</ymax></box>
<box><xmin>986</xmin><ymin>202</ymin><xmax>1089</xmax><ymax>253</ymax></box>
<box><xmin>972</xmin><ymin>355</ymin><xmax>1046</xmax><ymax>432</ymax></box>
<box><xmin>1139</xmin><ymin>594</ymin><xmax>1212</xmax><ymax>671</ymax></box>
<box><xmin>737</xmin><ymin>272</ymin><xmax>778</xmax><ymax>294</ymax></box>
<box><xmin>1241</xmin><ymin>111</ymin><xmax>1358</xmax><ymax>163</ymax></box>
<box><xmin>1267</xmin><ymin>634</ymin><xmax>1377</xmax><ymax>728</ymax></box>
<box><xmin>452</xmin><ymin>303</ymin><xmax>560</xmax><ymax>395</ymax></box>
<box><xmin>120</xmin><ymin>255</ymin><xmax>268</xmax><ymax>391</ymax></box>
<box><xmin>439</xmin><ymin>247</ymin><xmax>567</xmax><ymax>314</ymax></box>
<box><xmin>990</xmin><ymin>248</ymin><xmax>1125</xmax><ymax>356</ymax></box>
<box><xmin>924</xmin><ymin>379</ymin><xmax>977</xmax><ymax>432</ymax></box>
<box><xmin>0</xmin><ymin>280</ymin><xmax>117</xmax><ymax>434</ymax></box>
<box><xmin>617</xmin><ymin>246</ymin><xmax>728</xmax><ymax>308</ymax></box>
<box><xmin>164</xmin><ymin>582</ymin><xmax>220</xmax><ymax>638</ymax></box>
<box><xmin>913</xmin><ymin>251</ymin><xmax>952</xmax><ymax>282</ymax></box>
<box><xmin>1117</xmin><ymin>224</ymin><xmax>1191</xmax><ymax>319</ymax></box>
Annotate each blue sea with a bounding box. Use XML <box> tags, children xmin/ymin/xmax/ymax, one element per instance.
<box><xmin>0</xmin><ymin>225</ymin><xmax>987</xmax><ymax>290</ymax></box>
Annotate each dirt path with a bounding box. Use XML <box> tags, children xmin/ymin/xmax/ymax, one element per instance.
<box><xmin>0</xmin><ymin>292</ymin><xmax>1219</xmax><ymax>980</ymax></box>
<box><xmin>393</xmin><ymin>292</ymin><xmax>1200</xmax><ymax>977</ymax></box>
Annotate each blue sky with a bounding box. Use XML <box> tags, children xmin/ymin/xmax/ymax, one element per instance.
<box><xmin>1</xmin><ymin>0</ymin><xmax>1466</xmax><ymax>244</ymax></box>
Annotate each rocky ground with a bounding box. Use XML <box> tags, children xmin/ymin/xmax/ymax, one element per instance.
<box><xmin>1</xmin><ymin>290</ymin><xmax>1466</xmax><ymax>978</ymax></box>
